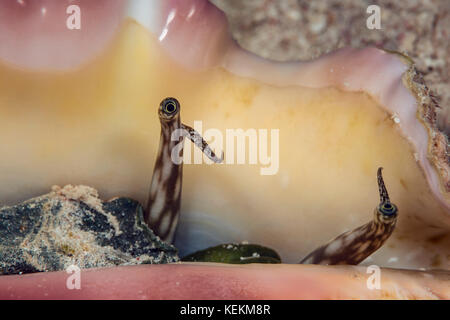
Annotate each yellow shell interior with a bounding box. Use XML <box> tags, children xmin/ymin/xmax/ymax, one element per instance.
<box><xmin>0</xmin><ymin>20</ymin><xmax>448</xmax><ymax>269</ymax></box>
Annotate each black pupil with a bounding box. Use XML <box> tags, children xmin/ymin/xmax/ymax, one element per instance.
<box><xmin>166</xmin><ymin>103</ymin><xmax>175</xmax><ymax>113</ymax></box>
<box><xmin>380</xmin><ymin>203</ymin><xmax>396</xmax><ymax>216</ymax></box>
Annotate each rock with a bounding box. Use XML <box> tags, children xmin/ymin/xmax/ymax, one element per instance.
<box><xmin>0</xmin><ymin>185</ymin><xmax>178</xmax><ymax>275</ymax></box>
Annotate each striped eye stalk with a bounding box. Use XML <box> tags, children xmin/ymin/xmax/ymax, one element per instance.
<box><xmin>300</xmin><ymin>168</ymin><xmax>398</xmax><ymax>265</ymax></box>
<box><xmin>144</xmin><ymin>97</ymin><xmax>223</xmax><ymax>243</ymax></box>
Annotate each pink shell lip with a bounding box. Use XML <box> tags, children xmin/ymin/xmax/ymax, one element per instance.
<box><xmin>0</xmin><ymin>264</ymin><xmax>449</xmax><ymax>299</ymax></box>
<box><xmin>155</xmin><ymin>0</ymin><xmax>233</xmax><ymax>70</ymax></box>
<box><xmin>0</xmin><ymin>0</ymin><xmax>125</xmax><ymax>71</ymax></box>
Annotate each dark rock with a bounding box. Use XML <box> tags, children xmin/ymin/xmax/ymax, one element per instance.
<box><xmin>0</xmin><ymin>185</ymin><xmax>178</xmax><ymax>275</ymax></box>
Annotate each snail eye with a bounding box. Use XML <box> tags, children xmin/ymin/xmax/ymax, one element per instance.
<box><xmin>165</xmin><ymin>102</ymin><xmax>176</xmax><ymax>113</ymax></box>
<box><xmin>378</xmin><ymin>202</ymin><xmax>397</xmax><ymax>216</ymax></box>
<box><xmin>161</xmin><ymin>98</ymin><xmax>179</xmax><ymax>116</ymax></box>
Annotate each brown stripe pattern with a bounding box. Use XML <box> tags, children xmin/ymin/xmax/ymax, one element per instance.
<box><xmin>181</xmin><ymin>124</ymin><xmax>223</xmax><ymax>163</ymax></box>
<box><xmin>145</xmin><ymin>98</ymin><xmax>223</xmax><ymax>243</ymax></box>
<box><xmin>300</xmin><ymin>168</ymin><xmax>398</xmax><ymax>265</ymax></box>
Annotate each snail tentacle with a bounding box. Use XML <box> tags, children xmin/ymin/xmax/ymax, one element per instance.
<box><xmin>145</xmin><ymin>97</ymin><xmax>223</xmax><ymax>243</ymax></box>
<box><xmin>300</xmin><ymin>168</ymin><xmax>398</xmax><ymax>265</ymax></box>
<box><xmin>145</xmin><ymin>97</ymin><xmax>183</xmax><ymax>243</ymax></box>
<box><xmin>181</xmin><ymin>123</ymin><xmax>224</xmax><ymax>163</ymax></box>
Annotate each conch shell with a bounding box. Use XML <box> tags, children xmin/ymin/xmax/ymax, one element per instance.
<box><xmin>0</xmin><ymin>0</ymin><xmax>448</xmax><ymax>299</ymax></box>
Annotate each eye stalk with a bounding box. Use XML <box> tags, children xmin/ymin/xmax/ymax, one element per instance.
<box><xmin>300</xmin><ymin>167</ymin><xmax>398</xmax><ymax>265</ymax></box>
<box><xmin>376</xmin><ymin>167</ymin><xmax>397</xmax><ymax>218</ymax></box>
<box><xmin>160</xmin><ymin>97</ymin><xmax>180</xmax><ymax>118</ymax></box>
<box><xmin>378</xmin><ymin>202</ymin><xmax>397</xmax><ymax>216</ymax></box>
<box><xmin>147</xmin><ymin>96</ymin><xmax>223</xmax><ymax>242</ymax></box>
